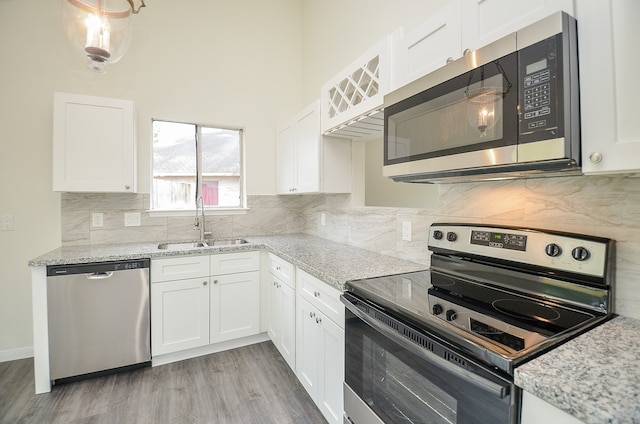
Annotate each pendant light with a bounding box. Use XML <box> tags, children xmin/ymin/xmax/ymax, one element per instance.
<box><xmin>62</xmin><ymin>0</ymin><xmax>146</xmax><ymax>73</ymax></box>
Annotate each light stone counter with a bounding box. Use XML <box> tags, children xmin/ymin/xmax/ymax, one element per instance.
<box><xmin>28</xmin><ymin>233</ymin><xmax>428</xmax><ymax>291</ymax></box>
<box><xmin>515</xmin><ymin>316</ymin><xmax>640</xmax><ymax>424</ymax></box>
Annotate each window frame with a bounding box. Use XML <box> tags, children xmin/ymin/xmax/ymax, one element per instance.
<box><xmin>148</xmin><ymin>119</ymin><xmax>248</xmax><ymax>216</ymax></box>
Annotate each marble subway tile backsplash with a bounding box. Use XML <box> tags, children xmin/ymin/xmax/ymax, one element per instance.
<box><xmin>61</xmin><ymin>194</ymin><xmax>305</xmax><ymax>246</ymax></box>
<box><xmin>61</xmin><ymin>173</ymin><xmax>640</xmax><ymax>320</ymax></box>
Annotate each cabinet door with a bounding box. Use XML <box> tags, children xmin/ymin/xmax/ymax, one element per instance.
<box><xmin>268</xmin><ymin>275</ymin><xmax>296</xmax><ymax>371</ymax></box>
<box><xmin>294</xmin><ymin>102</ymin><xmax>321</xmax><ymax>193</ymax></box>
<box><xmin>276</xmin><ymin>123</ymin><xmax>296</xmax><ymax>194</ymax></box>
<box><xmin>296</xmin><ymin>296</ymin><xmax>320</xmax><ymax>398</ymax></box>
<box><xmin>53</xmin><ymin>92</ymin><xmax>137</xmax><ymax>193</ymax></box>
<box><xmin>460</xmin><ymin>0</ymin><xmax>574</xmax><ymax>52</ymax></box>
<box><xmin>210</xmin><ymin>271</ymin><xmax>260</xmax><ymax>343</ymax></box>
<box><xmin>521</xmin><ymin>391</ymin><xmax>585</xmax><ymax>424</ymax></box>
<box><xmin>577</xmin><ymin>0</ymin><xmax>640</xmax><ymax>174</ymax></box>
<box><xmin>391</xmin><ymin>0</ymin><xmax>461</xmax><ymax>91</ymax></box>
<box><xmin>318</xmin><ymin>311</ymin><xmax>345</xmax><ymax>424</ymax></box>
<box><xmin>151</xmin><ymin>278</ymin><xmax>210</xmax><ymax>355</ymax></box>
<box><xmin>280</xmin><ymin>281</ymin><xmax>296</xmax><ymax>370</ymax></box>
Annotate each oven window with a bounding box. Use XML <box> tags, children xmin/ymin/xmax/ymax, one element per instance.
<box><xmin>364</xmin><ymin>334</ymin><xmax>457</xmax><ymax>423</ymax></box>
<box><xmin>345</xmin><ymin>309</ymin><xmax>514</xmax><ymax>424</ymax></box>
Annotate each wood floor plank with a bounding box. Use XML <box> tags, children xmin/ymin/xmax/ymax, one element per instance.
<box><xmin>0</xmin><ymin>341</ymin><xmax>327</xmax><ymax>424</ymax></box>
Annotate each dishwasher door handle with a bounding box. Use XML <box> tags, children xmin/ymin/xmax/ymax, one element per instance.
<box><xmin>86</xmin><ymin>271</ymin><xmax>114</xmax><ymax>280</ymax></box>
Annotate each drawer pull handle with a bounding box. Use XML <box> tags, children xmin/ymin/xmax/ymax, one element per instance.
<box><xmin>309</xmin><ymin>312</ymin><xmax>315</xmax><ymax>318</ymax></box>
<box><xmin>316</xmin><ymin>317</ymin><xmax>322</xmax><ymax>324</ymax></box>
<box><xmin>203</xmin><ymin>281</ymin><xmax>208</xmax><ymax>286</ymax></box>
<box><xmin>314</xmin><ymin>291</ymin><xmax>320</xmax><ymax>297</ymax></box>
<box><xmin>213</xmin><ymin>279</ymin><xmax>219</xmax><ymax>284</ymax></box>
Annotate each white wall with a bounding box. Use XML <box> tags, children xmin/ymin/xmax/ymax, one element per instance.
<box><xmin>301</xmin><ymin>0</ymin><xmax>448</xmax><ymax>104</ymax></box>
<box><xmin>0</xmin><ymin>0</ymin><xmax>303</xmax><ymax>356</ymax></box>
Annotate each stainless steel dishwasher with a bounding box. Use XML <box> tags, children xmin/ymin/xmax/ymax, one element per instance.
<box><xmin>47</xmin><ymin>259</ymin><xmax>151</xmax><ymax>383</ymax></box>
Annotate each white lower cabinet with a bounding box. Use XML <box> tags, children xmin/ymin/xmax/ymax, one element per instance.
<box><xmin>210</xmin><ymin>271</ymin><xmax>260</xmax><ymax>344</ymax></box>
<box><xmin>151</xmin><ymin>277</ymin><xmax>210</xmax><ymax>355</ymax></box>
<box><xmin>268</xmin><ymin>273</ymin><xmax>296</xmax><ymax>370</ymax></box>
<box><xmin>296</xmin><ymin>269</ymin><xmax>345</xmax><ymax>424</ymax></box>
<box><xmin>151</xmin><ymin>252</ymin><xmax>260</xmax><ymax>357</ymax></box>
<box><xmin>520</xmin><ymin>391</ymin><xmax>585</xmax><ymax>424</ymax></box>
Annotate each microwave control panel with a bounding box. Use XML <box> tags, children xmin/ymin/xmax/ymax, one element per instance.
<box><xmin>518</xmin><ymin>34</ymin><xmax>561</xmax><ymax>142</ymax></box>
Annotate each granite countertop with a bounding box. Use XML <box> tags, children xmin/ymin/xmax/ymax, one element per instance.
<box><xmin>515</xmin><ymin>315</ymin><xmax>640</xmax><ymax>424</ymax></box>
<box><xmin>28</xmin><ymin>233</ymin><xmax>428</xmax><ymax>291</ymax></box>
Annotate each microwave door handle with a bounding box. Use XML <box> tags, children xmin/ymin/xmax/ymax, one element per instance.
<box><xmin>343</xmin><ymin>296</ymin><xmax>510</xmax><ymax>399</ymax></box>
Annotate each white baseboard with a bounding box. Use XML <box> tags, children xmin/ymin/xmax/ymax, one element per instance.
<box><xmin>0</xmin><ymin>346</ymin><xmax>34</xmax><ymax>363</ymax></box>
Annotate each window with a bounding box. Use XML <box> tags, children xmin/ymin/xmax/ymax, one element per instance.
<box><xmin>151</xmin><ymin>120</ymin><xmax>245</xmax><ymax>211</ymax></box>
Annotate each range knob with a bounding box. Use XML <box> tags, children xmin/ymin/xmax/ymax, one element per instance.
<box><xmin>545</xmin><ymin>243</ymin><xmax>562</xmax><ymax>257</ymax></box>
<box><xmin>432</xmin><ymin>304</ymin><xmax>443</xmax><ymax>316</ymax></box>
<box><xmin>572</xmin><ymin>246</ymin><xmax>591</xmax><ymax>261</ymax></box>
<box><xmin>433</xmin><ymin>230</ymin><xmax>444</xmax><ymax>240</ymax></box>
<box><xmin>446</xmin><ymin>232</ymin><xmax>457</xmax><ymax>242</ymax></box>
<box><xmin>445</xmin><ymin>309</ymin><xmax>456</xmax><ymax>321</ymax></box>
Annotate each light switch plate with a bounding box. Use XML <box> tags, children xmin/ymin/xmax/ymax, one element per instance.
<box><xmin>1</xmin><ymin>214</ymin><xmax>15</xmax><ymax>231</ymax></box>
<box><xmin>124</xmin><ymin>212</ymin><xmax>141</xmax><ymax>227</ymax></box>
<box><xmin>91</xmin><ymin>212</ymin><xmax>104</xmax><ymax>228</ymax></box>
<box><xmin>402</xmin><ymin>221</ymin><xmax>412</xmax><ymax>241</ymax></box>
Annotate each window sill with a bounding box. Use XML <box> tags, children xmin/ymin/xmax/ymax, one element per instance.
<box><xmin>147</xmin><ymin>208</ymin><xmax>249</xmax><ymax>218</ymax></box>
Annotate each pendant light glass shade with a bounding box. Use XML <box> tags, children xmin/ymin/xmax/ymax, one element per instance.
<box><xmin>62</xmin><ymin>0</ymin><xmax>143</xmax><ymax>72</ymax></box>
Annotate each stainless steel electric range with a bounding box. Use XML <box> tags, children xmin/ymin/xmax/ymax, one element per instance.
<box><xmin>341</xmin><ymin>223</ymin><xmax>614</xmax><ymax>424</ymax></box>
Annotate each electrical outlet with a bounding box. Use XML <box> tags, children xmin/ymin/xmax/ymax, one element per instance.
<box><xmin>402</xmin><ymin>221</ymin><xmax>412</xmax><ymax>241</ymax></box>
<box><xmin>1</xmin><ymin>214</ymin><xmax>15</xmax><ymax>231</ymax></box>
<box><xmin>124</xmin><ymin>212</ymin><xmax>141</xmax><ymax>227</ymax></box>
<box><xmin>91</xmin><ymin>212</ymin><xmax>104</xmax><ymax>228</ymax></box>
<box><xmin>320</xmin><ymin>212</ymin><xmax>326</xmax><ymax>226</ymax></box>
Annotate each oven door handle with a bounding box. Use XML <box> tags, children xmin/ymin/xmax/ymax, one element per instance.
<box><xmin>343</xmin><ymin>296</ymin><xmax>511</xmax><ymax>399</ymax></box>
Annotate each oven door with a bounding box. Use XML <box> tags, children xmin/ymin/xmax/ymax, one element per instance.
<box><xmin>342</xmin><ymin>293</ymin><xmax>518</xmax><ymax>424</ymax></box>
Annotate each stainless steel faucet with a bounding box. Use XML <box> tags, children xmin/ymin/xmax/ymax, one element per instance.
<box><xmin>195</xmin><ymin>195</ymin><xmax>206</xmax><ymax>241</ymax></box>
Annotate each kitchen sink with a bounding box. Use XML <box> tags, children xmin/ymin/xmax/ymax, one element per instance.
<box><xmin>157</xmin><ymin>239</ymin><xmax>248</xmax><ymax>250</ymax></box>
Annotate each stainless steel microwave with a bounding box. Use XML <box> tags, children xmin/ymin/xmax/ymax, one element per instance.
<box><xmin>383</xmin><ymin>12</ymin><xmax>580</xmax><ymax>183</ymax></box>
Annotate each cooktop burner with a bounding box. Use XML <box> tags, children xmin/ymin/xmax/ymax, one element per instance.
<box><xmin>491</xmin><ymin>299</ymin><xmax>561</xmax><ymax>322</ymax></box>
<box><xmin>345</xmin><ymin>223</ymin><xmax>614</xmax><ymax>374</ymax></box>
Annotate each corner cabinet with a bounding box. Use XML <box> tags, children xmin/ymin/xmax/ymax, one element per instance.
<box><xmin>276</xmin><ymin>100</ymin><xmax>352</xmax><ymax>195</ymax></box>
<box><xmin>576</xmin><ymin>0</ymin><xmax>640</xmax><ymax>175</ymax></box>
<box><xmin>53</xmin><ymin>92</ymin><xmax>137</xmax><ymax>193</ymax></box>
<box><xmin>295</xmin><ymin>269</ymin><xmax>345</xmax><ymax>424</ymax></box>
<box><xmin>267</xmin><ymin>253</ymin><xmax>296</xmax><ymax>371</ymax></box>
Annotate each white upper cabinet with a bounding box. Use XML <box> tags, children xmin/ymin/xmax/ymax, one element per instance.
<box><xmin>53</xmin><ymin>92</ymin><xmax>137</xmax><ymax>193</ymax></box>
<box><xmin>576</xmin><ymin>0</ymin><xmax>640</xmax><ymax>175</ymax></box>
<box><xmin>390</xmin><ymin>0</ymin><xmax>462</xmax><ymax>91</ymax></box>
<box><xmin>460</xmin><ymin>0</ymin><xmax>574</xmax><ymax>52</ymax></box>
<box><xmin>276</xmin><ymin>100</ymin><xmax>352</xmax><ymax>195</ymax></box>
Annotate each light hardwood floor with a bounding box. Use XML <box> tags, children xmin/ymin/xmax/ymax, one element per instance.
<box><xmin>0</xmin><ymin>341</ymin><xmax>327</xmax><ymax>424</ymax></box>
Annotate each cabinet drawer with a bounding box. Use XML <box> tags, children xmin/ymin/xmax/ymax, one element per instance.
<box><xmin>151</xmin><ymin>255</ymin><xmax>210</xmax><ymax>283</ymax></box>
<box><xmin>269</xmin><ymin>253</ymin><xmax>294</xmax><ymax>289</ymax></box>
<box><xmin>297</xmin><ymin>269</ymin><xmax>344</xmax><ymax>328</ymax></box>
<box><xmin>210</xmin><ymin>251</ymin><xmax>260</xmax><ymax>275</ymax></box>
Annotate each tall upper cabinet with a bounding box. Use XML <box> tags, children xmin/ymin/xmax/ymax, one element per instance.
<box><xmin>459</xmin><ymin>0</ymin><xmax>574</xmax><ymax>52</ymax></box>
<box><xmin>276</xmin><ymin>100</ymin><xmax>352</xmax><ymax>195</ymax></box>
<box><xmin>391</xmin><ymin>0</ymin><xmax>574</xmax><ymax>91</ymax></box>
<box><xmin>53</xmin><ymin>92</ymin><xmax>137</xmax><ymax>193</ymax></box>
<box><xmin>576</xmin><ymin>0</ymin><xmax>640</xmax><ymax>175</ymax></box>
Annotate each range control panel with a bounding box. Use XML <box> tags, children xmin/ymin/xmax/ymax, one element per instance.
<box><xmin>429</xmin><ymin>224</ymin><xmax>611</xmax><ymax>278</ymax></box>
